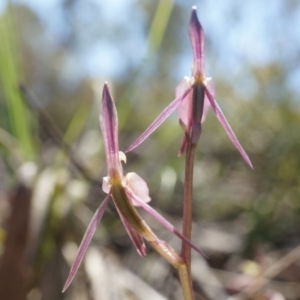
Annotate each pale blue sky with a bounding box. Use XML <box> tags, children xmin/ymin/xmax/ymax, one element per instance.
<box><xmin>2</xmin><ymin>0</ymin><xmax>300</xmax><ymax>100</ymax></box>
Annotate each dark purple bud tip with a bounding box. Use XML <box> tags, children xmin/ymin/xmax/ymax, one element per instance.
<box><xmin>190</xmin><ymin>6</ymin><xmax>202</xmax><ymax>32</ymax></box>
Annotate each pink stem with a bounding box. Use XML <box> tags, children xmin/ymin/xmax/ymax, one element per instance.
<box><xmin>181</xmin><ymin>138</ymin><xmax>196</xmax><ymax>272</ymax></box>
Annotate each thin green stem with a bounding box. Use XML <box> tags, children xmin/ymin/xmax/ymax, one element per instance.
<box><xmin>181</xmin><ymin>137</ymin><xmax>196</xmax><ymax>269</ymax></box>
<box><xmin>178</xmin><ymin>262</ymin><xmax>194</xmax><ymax>300</ymax></box>
<box><xmin>147</xmin><ymin>239</ymin><xmax>194</xmax><ymax>299</ymax></box>
<box><xmin>112</xmin><ymin>181</ymin><xmax>194</xmax><ymax>299</ymax></box>
<box><xmin>0</xmin><ymin>8</ymin><xmax>36</xmax><ymax>160</ymax></box>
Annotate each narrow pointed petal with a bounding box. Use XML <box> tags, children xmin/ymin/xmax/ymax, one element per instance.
<box><xmin>62</xmin><ymin>194</ymin><xmax>111</xmax><ymax>292</ymax></box>
<box><xmin>201</xmin><ymin>78</ymin><xmax>214</xmax><ymax>123</ymax></box>
<box><xmin>189</xmin><ymin>6</ymin><xmax>205</xmax><ymax>77</ymax></box>
<box><xmin>125</xmin><ymin>87</ymin><xmax>192</xmax><ymax>153</ymax></box>
<box><xmin>176</xmin><ymin>78</ymin><xmax>192</xmax><ymax>156</ymax></box>
<box><xmin>125</xmin><ymin>172</ymin><xmax>151</xmax><ymax>206</ymax></box>
<box><xmin>115</xmin><ymin>206</ymin><xmax>147</xmax><ymax>257</ymax></box>
<box><xmin>100</xmin><ymin>83</ymin><xmax>122</xmax><ymax>174</ymax></box>
<box><xmin>125</xmin><ymin>187</ymin><xmax>206</xmax><ymax>257</ymax></box>
<box><xmin>204</xmin><ymin>87</ymin><xmax>253</xmax><ymax>169</ymax></box>
<box><xmin>177</xmin><ymin>77</ymin><xmax>193</xmax><ymax>132</ymax></box>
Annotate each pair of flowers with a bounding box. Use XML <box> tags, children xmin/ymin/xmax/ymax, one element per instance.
<box><xmin>63</xmin><ymin>6</ymin><xmax>252</xmax><ymax>292</ymax></box>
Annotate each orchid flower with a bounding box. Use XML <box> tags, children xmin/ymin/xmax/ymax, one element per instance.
<box><xmin>63</xmin><ymin>83</ymin><xmax>203</xmax><ymax>292</ymax></box>
<box><xmin>126</xmin><ymin>6</ymin><xmax>253</xmax><ymax>169</ymax></box>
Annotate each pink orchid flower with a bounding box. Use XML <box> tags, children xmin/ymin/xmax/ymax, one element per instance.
<box><xmin>63</xmin><ymin>83</ymin><xmax>203</xmax><ymax>292</ymax></box>
<box><xmin>126</xmin><ymin>6</ymin><xmax>253</xmax><ymax>169</ymax></box>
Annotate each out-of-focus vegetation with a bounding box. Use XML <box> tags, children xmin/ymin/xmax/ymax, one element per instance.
<box><xmin>0</xmin><ymin>0</ymin><xmax>300</xmax><ymax>299</ymax></box>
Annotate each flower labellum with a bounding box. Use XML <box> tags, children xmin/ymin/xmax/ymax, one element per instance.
<box><xmin>126</xmin><ymin>6</ymin><xmax>253</xmax><ymax>169</ymax></box>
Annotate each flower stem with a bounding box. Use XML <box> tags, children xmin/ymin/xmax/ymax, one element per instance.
<box><xmin>149</xmin><ymin>239</ymin><xmax>194</xmax><ymax>300</ymax></box>
<box><xmin>112</xmin><ymin>181</ymin><xmax>194</xmax><ymax>299</ymax></box>
<box><xmin>178</xmin><ymin>262</ymin><xmax>194</xmax><ymax>300</ymax></box>
<box><xmin>181</xmin><ymin>137</ymin><xmax>196</xmax><ymax>270</ymax></box>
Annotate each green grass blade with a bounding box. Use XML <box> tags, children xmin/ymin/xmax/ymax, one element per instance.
<box><xmin>0</xmin><ymin>7</ymin><xmax>36</xmax><ymax>160</ymax></box>
<box><xmin>147</xmin><ymin>0</ymin><xmax>174</xmax><ymax>55</ymax></box>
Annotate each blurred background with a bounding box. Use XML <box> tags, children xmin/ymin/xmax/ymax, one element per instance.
<box><xmin>1</xmin><ymin>0</ymin><xmax>300</xmax><ymax>299</ymax></box>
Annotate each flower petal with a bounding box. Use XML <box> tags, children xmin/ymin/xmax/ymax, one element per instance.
<box><xmin>115</xmin><ymin>205</ymin><xmax>147</xmax><ymax>257</ymax></box>
<box><xmin>102</xmin><ymin>176</ymin><xmax>110</xmax><ymax>194</ymax></box>
<box><xmin>201</xmin><ymin>78</ymin><xmax>214</xmax><ymax>123</ymax></box>
<box><xmin>177</xmin><ymin>78</ymin><xmax>192</xmax><ymax>156</ymax></box>
<box><xmin>178</xmin><ymin>78</ymin><xmax>206</xmax><ymax>150</ymax></box>
<box><xmin>204</xmin><ymin>86</ymin><xmax>253</xmax><ymax>169</ymax></box>
<box><xmin>100</xmin><ymin>83</ymin><xmax>122</xmax><ymax>175</ymax></box>
<box><xmin>62</xmin><ymin>194</ymin><xmax>111</xmax><ymax>292</ymax></box>
<box><xmin>125</xmin><ymin>187</ymin><xmax>206</xmax><ymax>257</ymax></box>
<box><xmin>125</xmin><ymin>172</ymin><xmax>151</xmax><ymax>206</ymax></box>
<box><xmin>119</xmin><ymin>151</ymin><xmax>127</xmax><ymax>163</ymax></box>
<box><xmin>189</xmin><ymin>6</ymin><xmax>205</xmax><ymax>77</ymax></box>
<box><xmin>177</xmin><ymin>77</ymin><xmax>193</xmax><ymax>133</ymax></box>
<box><xmin>125</xmin><ymin>87</ymin><xmax>192</xmax><ymax>153</ymax></box>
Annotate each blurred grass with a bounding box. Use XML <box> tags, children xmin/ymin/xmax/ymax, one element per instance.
<box><xmin>118</xmin><ymin>0</ymin><xmax>174</xmax><ymax>130</ymax></box>
<box><xmin>0</xmin><ymin>5</ymin><xmax>35</xmax><ymax>161</ymax></box>
<box><xmin>0</xmin><ymin>1</ymin><xmax>300</xmax><ymax>299</ymax></box>
<box><xmin>147</xmin><ymin>0</ymin><xmax>174</xmax><ymax>54</ymax></box>
<box><xmin>54</xmin><ymin>96</ymin><xmax>92</xmax><ymax>169</ymax></box>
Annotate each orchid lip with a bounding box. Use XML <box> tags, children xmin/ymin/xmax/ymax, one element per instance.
<box><xmin>190</xmin><ymin>82</ymin><xmax>205</xmax><ymax>145</ymax></box>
